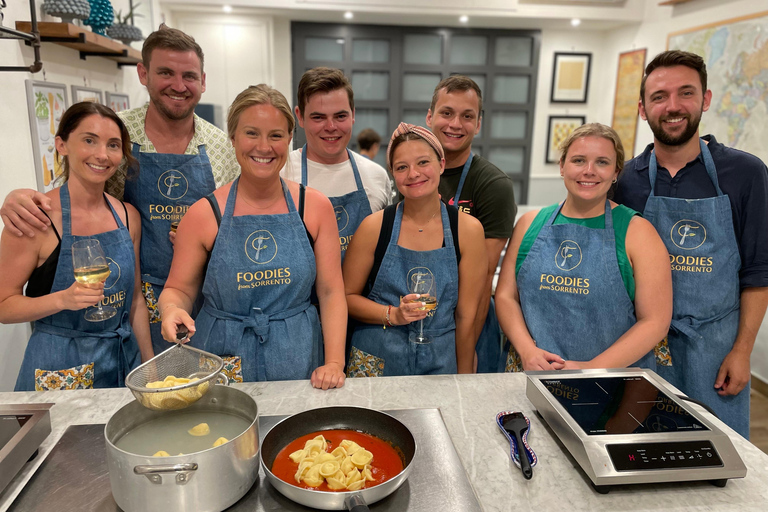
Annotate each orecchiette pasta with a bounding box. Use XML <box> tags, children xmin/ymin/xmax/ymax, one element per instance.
<box><xmin>287</xmin><ymin>435</ymin><xmax>376</xmax><ymax>491</ymax></box>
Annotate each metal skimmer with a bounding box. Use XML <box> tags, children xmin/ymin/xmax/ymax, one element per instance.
<box><xmin>125</xmin><ymin>340</ymin><xmax>226</xmax><ymax>411</ymax></box>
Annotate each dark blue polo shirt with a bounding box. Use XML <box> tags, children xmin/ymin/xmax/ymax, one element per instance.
<box><xmin>615</xmin><ymin>135</ymin><xmax>768</xmax><ymax>290</ymax></box>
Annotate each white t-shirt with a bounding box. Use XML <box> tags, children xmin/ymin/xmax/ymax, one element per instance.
<box><xmin>280</xmin><ymin>149</ymin><xmax>392</xmax><ymax>213</ymax></box>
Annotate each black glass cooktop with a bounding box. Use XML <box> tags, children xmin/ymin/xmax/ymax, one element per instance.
<box><xmin>0</xmin><ymin>414</ymin><xmax>31</xmax><ymax>449</ymax></box>
<box><xmin>542</xmin><ymin>376</ymin><xmax>709</xmax><ymax>435</ymax></box>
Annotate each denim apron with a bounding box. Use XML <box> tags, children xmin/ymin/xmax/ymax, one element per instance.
<box><xmin>124</xmin><ymin>143</ymin><xmax>215</xmax><ymax>354</ymax></box>
<box><xmin>515</xmin><ymin>200</ymin><xmax>656</xmax><ymax>369</ymax></box>
<box><xmin>191</xmin><ymin>178</ymin><xmax>322</xmax><ymax>382</ymax></box>
<box><xmin>301</xmin><ymin>146</ymin><xmax>372</xmax><ymax>262</ymax></box>
<box><xmin>15</xmin><ymin>183</ymin><xmax>139</xmax><ymax>391</ymax></box>
<box><xmin>642</xmin><ymin>139</ymin><xmax>747</xmax><ymax>437</ymax></box>
<box><xmin>347</xmin><ymin>202</ymin><xmax>459</xmax><ymax>376</ymax></box>
<box><xmin>448</xmin><ymin>153</ymin><xmax>503</xmax><ymax>373</ymax></box>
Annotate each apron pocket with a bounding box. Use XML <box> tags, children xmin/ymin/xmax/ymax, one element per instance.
<box><xmin>654</xmin><ymin>336</ymin><xmax>672</xmax><ymax>367</ymax></box>
<box><xmin>142</xmin><ymin>282</ymin><xmax>161</xmax><ymax>324</ymax></box>
<box><xmin>346</xmin><ymin>347</ymin><xmax>384</xmax><ymax>378</ymax></box>
<box><xmin>35</xmin><ymin>362</ymin><xmax>95</xmax><ymax>391</ymax></box>
<box><xmin>221</xmin><ymin>356</ymin><xmax>244</xmax><ymax>384</ymax></box>
<box><xmin>503</xmin><ymin>336</ymin><xmax>524</xmax><ymax>373</ymax></box>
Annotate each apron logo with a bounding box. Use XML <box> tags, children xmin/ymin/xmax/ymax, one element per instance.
<box><xmin>406</xmin><ymin>267</ymin><xmax>437</xmax><ymax>315</ymax></box>
<box><xmin>244</xmin><ymin>230</ymin><xmax>278</xmax><ymax>264</ymax></box>
<box><xmin>555</xmin><ymin>240</ymin><xmax>582</xmax><ymax>271</ymax></box>
<box><xmin>157</xmin><ymin>170</ymin><xmax>189</xmax><ymax>200</ymax></box>
<box><xmin>335</xmin><ymin>205</ymin><xmax>349</xmax><ymax>232</ymax></box>
<box><xmin>670</xmin><ymin>220</ymin><xmax>706</xmax><ymax>250</ymax></box>
<box><xmin>104</xmin><ymin>257</ymin><xmax>121</xmax><ymax>290</ymax></box>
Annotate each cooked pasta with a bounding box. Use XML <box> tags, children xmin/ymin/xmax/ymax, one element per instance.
<box><xmin>287</xmin><ymin>434</ymin><xmax>376</xmax><ymax>491</ymax></box>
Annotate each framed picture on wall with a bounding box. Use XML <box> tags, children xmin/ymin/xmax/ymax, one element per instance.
<box><xmin>550</xmin><ymin>52</ymin><xmax>591</xmax><ymax>103</ymax></box>
<box><xmin>25</xmin><ymin>80</ymin><xmax>70</xmax><ymax>192</ymax></box>
<box><xmin>546</xmin><ymin>115</ymin><xmax>586</xmax><ymax>164</ymax></box>
<box><xmin>106</xmin><ymin>92</ymin><xmax>131</xmax><ymax>112</ymax></box>
<box><xmin>71</xmin><ymin>86</ymin><xmax>104</xmax><ymax>104</ymax></box>
<box><xmin>611</xmin><ymin>48</ymin><xmax>646</xmax><ymax>159</ymax></box>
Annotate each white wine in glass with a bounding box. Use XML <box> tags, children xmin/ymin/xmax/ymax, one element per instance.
<box><xmin>409</xmin><ymin>271</ymin><xmax>435</xmax><ymax>344</ymax></box>
<box><xmin>72</xmin><ymin>239</ymin><xmax>116</xmax><ymax>322</ymax></box>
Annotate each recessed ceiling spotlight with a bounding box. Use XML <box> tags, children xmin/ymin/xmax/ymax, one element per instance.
<box><xmin>571</xmin><ymin>18</ymin><xmax>581</xmax><ymax>27</ymax></box>
<box><xmin>223</xmin><ymin>5</ymin><xmax>233</xmax><ymax>14</ymax></box>
<box><xmin>459</xmin><ymin>15</ymin><xmax>469</xmax><ymax>23</ymax></box>
<box><xmin>344</xmin><ymin>11</ymin><xmax>354</xmax><ymax>20</ymax></box>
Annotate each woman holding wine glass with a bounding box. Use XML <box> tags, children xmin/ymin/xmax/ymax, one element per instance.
<box><xmin>343</xmin><ymin>123</ymin><xmax>487</xmax><ymax>376</ymax></box>
<box><xmin>0</xmin><ymin>102</ymin><xmax>152</xmax><ymax>391</ymax></box>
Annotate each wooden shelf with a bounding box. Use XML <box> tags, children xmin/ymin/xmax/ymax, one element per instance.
<box><xmin>15</xmin><ymin>22</ymin><xmax>141</xmax><ymax>67</ymax></box>
<box><xmin>659</xmin><ymin>0</ymin><xmax>693</xmax><ymax>5</ymax></box>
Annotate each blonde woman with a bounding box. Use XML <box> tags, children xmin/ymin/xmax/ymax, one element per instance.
<box><xmin>159</xmin><ymin>85</ymin><xmax>346</xmax><ymax>389</ymax></box>
<box><xmin>496</xmin><ymin>123</ymin><xmax>672</xmax><ymax>371</ymax></box>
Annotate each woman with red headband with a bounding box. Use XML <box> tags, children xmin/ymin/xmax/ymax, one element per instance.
<box><xmin>343</xmin><ymin>123</ymin><xmax>487</xmax><ymax>376</ymax></box>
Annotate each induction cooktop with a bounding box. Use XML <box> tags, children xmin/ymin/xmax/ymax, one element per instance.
<box><xmin>526</xmin><ymin>368</ymin><xmax>746</xmax><ymax>493</ymax></box>
<box><xmin>0</xmin><ymin>403</ymin><xmax>53</xmax><ymax>494</ymax></box>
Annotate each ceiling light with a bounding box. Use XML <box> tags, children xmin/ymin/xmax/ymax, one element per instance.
<box><xmin>222</xmin><ymin>5</ymin><xmax>232</xmax><ymax>14</ymax></box>
<box><xmin>571</xmin><ymin>18</ymin><xmax>581</xmax><ymax>27</ymax></box>
<box><xmin>459</xmin><ymin>15</ymin><xmax>469</xmax><ymax>23</ymax></box>
<box><xmin>344</xmin><ymin>11</ymin><xmax>354</xmax><ymax>20</ymax></box>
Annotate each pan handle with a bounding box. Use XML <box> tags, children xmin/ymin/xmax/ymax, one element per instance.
<box><xmin>344</xmin><ymin>493</ymin><xmax>370</xmax><ymax>512</ymax></box>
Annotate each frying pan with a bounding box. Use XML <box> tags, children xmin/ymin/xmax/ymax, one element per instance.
<box><xmin>260</xmin><ymin>406</ymin><xmax>417</xmax><ymax>511</ymax></box>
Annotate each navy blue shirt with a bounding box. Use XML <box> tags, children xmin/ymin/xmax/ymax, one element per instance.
<box><xmin>615</xmin><ymin>135</ymin><xmax>768</xmax><ymax>290</ymax></box>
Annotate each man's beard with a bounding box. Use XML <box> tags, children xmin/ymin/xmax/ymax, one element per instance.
<box><xmin>150</xmin><ymin>91</ymin><xmax>196</xmax><ymax>121</ymax></box>
<box><xmin>648</xmin><ymin>110</ymin><xmax>702</xmax><ymax>146</ymax></box>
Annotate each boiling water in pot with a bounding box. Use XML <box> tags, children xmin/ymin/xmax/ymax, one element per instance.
<box><xmin>115</xmin><ymin>410</ymin><xmax>251</xmax><ymax>456</ymax></box>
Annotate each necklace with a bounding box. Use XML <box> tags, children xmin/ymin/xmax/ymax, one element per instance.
<box><xmin>407</xmin><ymin>210</ymin><xmax>439</xmax><ymax>232</ymax></box>
<box><xmin>239</xmin><ymin>193</ymin><xmax>283</xmax><ymax>211</ymax></box>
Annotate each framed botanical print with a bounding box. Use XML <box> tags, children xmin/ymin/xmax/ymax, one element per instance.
<box><xmin>106</xmin><ymin>92</ymin><xmax>130</xmax><ymax>112</ymax></box>
<box><xmin>71</xmin><ymin>86</ymin><xmax>104</xmax><ymax>104</ymax></box>
<box><xmin>25</xmin><ymin>80</ymin><xmax>70</xmax><ymax>192</ymax></box>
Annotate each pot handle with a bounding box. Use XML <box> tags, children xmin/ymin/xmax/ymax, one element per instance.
<box><xmin>344</xmin><ymin>493</ymin><xmax>370</xmax><ymax>512</ymax></box>
<box><xmin>134</xmin><ymin>463</ymin><xmax>198</xmax><ymax>485</ymax></box>
<box><xmin>134</xmin><ymin>463</ymin><xmax>198</xmax><ymax>474</ymax></box>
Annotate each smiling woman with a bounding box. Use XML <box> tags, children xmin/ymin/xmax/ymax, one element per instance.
<box><xmin>0</xmin><ymin>102</ymin><xmax>153</xmax><ymax>391</ymax></box>
<box><xmin>495</xmin><ymin>123</ymin><xmax>673</xmax><ymax>374</ymax></box>
<box><xmin>158</xmin><ymin>85</ymin><xmax>348</xmax><ymax>390</ymax></box>
<box><xmin>342</xmin><ymin>122</ymin><xmax>487</xmax><ymax>376</ymax></box>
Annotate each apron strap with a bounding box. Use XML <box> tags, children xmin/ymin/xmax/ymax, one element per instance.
<box><xmin>301</xmin><ymin>145</ymin><xmax>365</xmax><ymax>192</ymax></box>
<box><xmin>452</xmin><ymin>152</ymin><xmax>473</xmax><ymax>205</ymax></box>
<box><xmin>648</xmin><ymin>138</ymin><xmax>722</xmax><ymax>197</ymax></box>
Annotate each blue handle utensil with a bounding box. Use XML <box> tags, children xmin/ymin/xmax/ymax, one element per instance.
<box><xmin>496</xmin><ymin>411</ymin><xmax>536</xmax><ymax>480</ymax></box>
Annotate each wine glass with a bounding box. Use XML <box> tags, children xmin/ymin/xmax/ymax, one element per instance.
<box><xmin>72</xmin><ymin>239</ymin><xmax>116</xmax><ymax>322</ymax></box>
<box><xmin>408</xmin><ymin>271</ymin><xmax>436</xmax><ymax>344</ymax></box>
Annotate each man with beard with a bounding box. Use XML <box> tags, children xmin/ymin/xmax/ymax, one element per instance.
<box><xmin>615</xmin><ymin>50</ymin><xmax>768</xmax><ymax>438</ymax></box>
<box><xmin>0</xmin><ymin>26</ymin><xmax>239</xmax><ymax>354</ymax></box>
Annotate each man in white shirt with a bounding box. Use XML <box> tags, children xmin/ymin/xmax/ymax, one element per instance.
<box><xmin>280</xmin><ymin>67</ymin><xmax>391</xmax><ymax>259</ymax></box>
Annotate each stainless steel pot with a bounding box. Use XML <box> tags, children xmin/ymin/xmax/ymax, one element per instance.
<box><xmin>260</xmin><ymin>406</ymin><xmax>417</xmax><ymax>511</ymax></box>
<box><xmin>105</xmin><ymin>385</ymin><xmax>259</xmax><ymax>512</ymax></box>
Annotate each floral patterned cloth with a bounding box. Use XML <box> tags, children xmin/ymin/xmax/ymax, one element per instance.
<box><xmin>35</xmin><ymin>362</ymin><xmax>95</xmax><ymax>391</ymax></box>
<box><xmin>221</xmin><ymin>356</ymin><xmax>243</xmax><ymax>384</ymax></box>
<box><xmin>346</xmin><ymin>347</ymin><xmax>385</xmax><ymax>378</ymax></box>
<box><xmin>654</xmin><ymin>337</ymin><xmax>672</xmax><ymax>367</ymax></box>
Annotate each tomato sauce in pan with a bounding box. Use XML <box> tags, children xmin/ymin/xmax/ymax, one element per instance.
<box><xmin>271</xmin><ymin>429</ymin><xmax>404</xmax><ymax>492</ymax></box>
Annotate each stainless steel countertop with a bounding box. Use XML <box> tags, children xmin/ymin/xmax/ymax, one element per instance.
<box><xmin>8</xmin><ymin>408</ymin><xmax>482</xmax><ymax>511</ymax></box>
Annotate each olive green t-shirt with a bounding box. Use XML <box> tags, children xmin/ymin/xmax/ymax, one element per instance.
<box><xmin>516</xmin><ymin>203</ymin><xmax>639</xmax><ymax>301</ymax></box>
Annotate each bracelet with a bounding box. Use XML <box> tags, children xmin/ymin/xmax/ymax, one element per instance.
<box><xmin>385</xmin><ymin>305</ymin><xmax>393</xmax><ymax>328</ymax></box>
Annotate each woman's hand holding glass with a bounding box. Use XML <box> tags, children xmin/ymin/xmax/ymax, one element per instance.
<box><xmin>71</xmin><ymin>239</ymin><xmax>116</xmax><ymax>322</ymax></box>
<box><xmin>391</xmin><ymin>293</ymin><xmax>430</xmax><ymax>325</ymax></box>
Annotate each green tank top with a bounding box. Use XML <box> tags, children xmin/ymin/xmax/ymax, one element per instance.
<box><xmin>516</xmin><ymin>203</ymin><xmax>639</xmax><ymax>301</ymax></box>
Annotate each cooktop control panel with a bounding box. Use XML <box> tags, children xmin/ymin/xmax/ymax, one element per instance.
<box><xmin>607</xmin><ymin>440</ymin><xmax>724</xmax><ymax>471</ymax></box>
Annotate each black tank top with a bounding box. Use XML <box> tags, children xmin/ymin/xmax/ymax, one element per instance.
<box><xmin>26</xmin><ymin>199</ymin><xmax>129</xmax><ymax>297</ymax></box>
